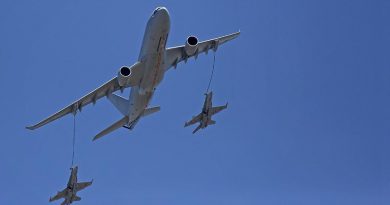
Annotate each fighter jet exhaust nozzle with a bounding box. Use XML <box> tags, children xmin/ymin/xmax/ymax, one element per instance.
<box><xmin>117</xmin><ymin>66</ymin><xmax>132</xmax><ymax>87</ymax></box>
<box><xmin>184</xmin><ymin>36</ymin><xmax>199</xmax><ymax>56</ymax></box>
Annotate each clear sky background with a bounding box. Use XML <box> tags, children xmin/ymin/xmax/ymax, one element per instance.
<box><xmin>0</xmin><ymin>0</ymin><xmax>389</xmax><ymax>204</ymax></box>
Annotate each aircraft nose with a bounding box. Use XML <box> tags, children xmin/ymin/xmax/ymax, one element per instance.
<box><xmin>152</xmin><ymin>7</ymin><xmax>169</xmax><ymax>17</ymax></box>
<box><xmin>157</xmin><ymin>7</ymin><xmax>168</xmax><ymax>15</ymax></box>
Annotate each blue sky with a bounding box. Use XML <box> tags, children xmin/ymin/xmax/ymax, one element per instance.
<box><xmin>0</xmin><ymin>0</ymin><xmax>389</xmax><ymax>204</ymax></box>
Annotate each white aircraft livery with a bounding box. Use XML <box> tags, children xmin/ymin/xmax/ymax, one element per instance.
<box><xmin>26</xmin><ymin>7</ymin><xmax>240</xmax><ymax>140</ymax></box>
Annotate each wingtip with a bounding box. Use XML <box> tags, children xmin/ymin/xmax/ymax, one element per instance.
<box><xmin>92</xmin><ymin>134</ymin><xmax>102</xmax><ymax>141</ymax></box>
<box><xmin>26</xmin><ymin>126</ymin><xmax>35</xmax><ymax>130</ymax></box>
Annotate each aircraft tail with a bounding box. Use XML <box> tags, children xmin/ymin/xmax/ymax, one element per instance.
<box><xmin>72</xmin><ymin>196</ymin><xmax>81</xmax><ymax>202</ymax></box>
<box><xmin>108</xmin><ymin>93</ymin><xmax>129</xmax><ymax>116</ymax></box>
<box><xmin>93</xmin><ymin>116</ymin><xmax>129</xmax><ymax>141</ymax></box>
<box><xmin>192</xmin><ymin>124</ymin><xmax>202</xmax><ymax>134</ymax></box>
<box><xmin>122</xmin><ymin>106</ymin><xmax>160</xmax><ymax>130</ymax></box>
<box><xmin>142</xmin><ymin>106</ymin><xmax>160</xmax><ymax>117</ymax></box>
<box><xmin>207</xmin><ymin>120</ymin><xmax>216</xmax><ymax>126</ymax></box>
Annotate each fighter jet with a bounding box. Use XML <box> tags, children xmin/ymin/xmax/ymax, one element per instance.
<box><xmin>185</xmin><ymin>91</ymin><xmax>227</xmax><ymax>133</ymax></box>
<box><xmin>26</xmin><ymin>7</ymin><xmax>239</xmax><ymax>140</ymax></box>
<box><xmin>49</xmin><ymin>166</ymin><xmax>92</xmax><ymax>205</ymax></box>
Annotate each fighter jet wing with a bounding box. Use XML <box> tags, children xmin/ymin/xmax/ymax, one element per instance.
<box><xmin>209</xmin><ymin>104</ymin><xmax>228</xmax><ymax>115</ymax></box>
<box><xmin>49</xmin><ymin>189</ymin><xmax>66</xmax><ymax>202</ymax></box>
<box><xmin>164</xmin><ymin>31</ymin><xmax>240</xmax><ymax>70</ymax></box>
<box><xmin>184</xmin><ymin>113</ymin><xmax>202</xmax><ymax>127</ymax></box>
<box><xmin>76</xmin><ymin>181</ymin><xmax>93</xmax><ymax>192</ymax></box>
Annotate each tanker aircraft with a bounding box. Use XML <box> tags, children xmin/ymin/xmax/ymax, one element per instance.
<box><xmin>26</xmin><ymin>7</ymin><xmax>240</xmax><ymax>140</ymax></box>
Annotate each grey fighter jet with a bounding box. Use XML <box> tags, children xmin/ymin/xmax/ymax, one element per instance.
<box><xmin>26</xmin><ymin>7</ymin><xmax>239</xmax><ymax>140</ymax></box>
<box><xmin>49</xmin><ymin>166</ymin><xmax>92</xmax><ymax>205</ymax></box>
<box><xmin>185</xmin><ymin>92</ymin><xmax>228</xmax><ymax>133</ymax></box>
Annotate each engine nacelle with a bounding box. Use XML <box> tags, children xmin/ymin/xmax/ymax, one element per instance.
<box><xmin>117</xmin><ymin>66</ymin><xmax>132</xmax><ymax>87</ymax></box>
<box><xmin>184</xmin><ymin>36</ymin><xmax>199</xmax><ymax>56</ymax></box>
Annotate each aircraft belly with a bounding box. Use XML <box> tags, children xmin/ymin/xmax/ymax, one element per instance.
<box><xmin>201</xmin><ymin>115</ymin><xmax>208</xmax><ymax>128</ymax></box>
<box><xmin>127</xmin><ymin>87</ymin><xmax>154</xmax><ymax>122</ymax></box>
<box><xmin>139</xmin><ymin>48</ymin><xmax>166</xmax><ymax>94</ymax></box>
<box><xmin>126</xmin><ymin>9</ymin><xmax>169</xmax><ymax>124</ymax></box>
<box><xmin>138</xmin><ymin>21</ymin><xmax>168</xmax><ymax>94</ymax></box>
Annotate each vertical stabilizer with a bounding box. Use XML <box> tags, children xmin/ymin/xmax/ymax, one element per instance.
<box><xmin>107</xmin><ymin>93</ymin><xmax>129</xmax><ymax>116</ymax></box>
<box><xmin>192</xmin><ymin>124</ymin><xmax>202</xmax><ymax>134</ymax></box>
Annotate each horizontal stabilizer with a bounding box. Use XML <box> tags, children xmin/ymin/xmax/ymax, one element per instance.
<box><xmin>72</xmin><ymin>196</ymin><xmax>81</xmax><ymax>202</ymax></box>
<box><xmin>192</xmin><ymin>124</ymin><xmax>202</xmax><ymax>134</ymax></box>
<box><xmin>207</xmin><ymin>120</ymin><xmax>216</xmax><ymax>126</ymax></box>
<box><xmin>142</xmin><ymin>106</ymin><xmax>160</xmax><ymax>117</ymax></box>
<box><xmin>93</xmin><ymin>116</ymin><xmax>129</xmax><ymax>141</ymax></box>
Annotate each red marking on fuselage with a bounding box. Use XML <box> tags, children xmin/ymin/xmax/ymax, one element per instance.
<box><xmin>151</xmin><ymin>35</ymin><xmax>166</xmax><ymax>89</ymax></box>
<box><xmin>142</xmin><ymin>35</ymin><xmax>166</xmax><ymax>107</ymax></box>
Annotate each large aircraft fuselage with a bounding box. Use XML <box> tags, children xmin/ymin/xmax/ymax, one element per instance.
<box><xmin>127</xmin><ymin>8</ymin><xmax>170</xmax><ymax>123</ymax></box>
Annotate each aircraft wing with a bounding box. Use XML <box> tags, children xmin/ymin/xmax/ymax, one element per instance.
<box><xmin>49</xmin><ymin>189</ymin><xmax>66</xmax><ymax>202</ymax></box>
<box><xmin>164</xmin><ymin>31</ymin><xmax>240</xmax><ymax>70</ymax></box>
<box><xmin>209</xmin><ymin>104</ymin><xmax>228</xmax><ymax>115</ymax></box>
<box><xmin>76</xmin><ymin>181</ymin><xmax>93</xmax><ymax>192</ymax></box>
<box><xmin>26</xmin><ymin>77</ymin><xmax>122</xmax><ymax>130</ymax></box>
<box><xmin>184</xmin><ymin>113</ymin><xmax>202</xmax><ymax>127</ymax></box>
<box><xmin>26</xmin><ymin>62</ymin><xmax>144</xmax><ymax>130</ymax></box>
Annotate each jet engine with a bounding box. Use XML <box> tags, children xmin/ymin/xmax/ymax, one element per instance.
<box><xmin>184</xmin><ymin>36</ymin><xmax>199</xmax><ymax>56</ymax></box>
<box><xmin>117</xmin><ymin>66</ymin><xmax>132</xmax><ymax>87</ymax></box>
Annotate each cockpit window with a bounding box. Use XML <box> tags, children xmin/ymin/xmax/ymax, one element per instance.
<box><xmin>153</xmin><ymin>8</ymin><xmax>160</xmax><ymax>15</ymax></box>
